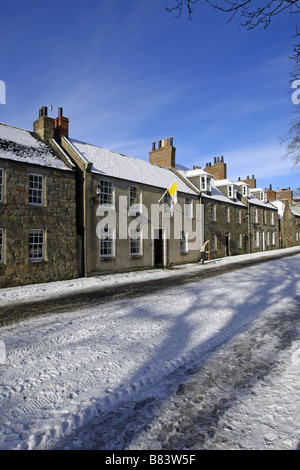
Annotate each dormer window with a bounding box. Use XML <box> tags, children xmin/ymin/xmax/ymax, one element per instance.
<box><xmin>200</xmin><ymin>175</ymin><xmax>211</xmax><ymax>192</ymax></box>
<box><xmin>228</xmin><ymin>185</ymin><xmax>236</xmax><ymax>199</ymax></box>
<box><xmin>260</xmin><ymin>191</ymin><xmax>267</xmax><ymax>202</ymax></box>
<box><xmin>242</xmin><ymin>185</ymin><xmax>250</xmax><ymax>198</ymax></box>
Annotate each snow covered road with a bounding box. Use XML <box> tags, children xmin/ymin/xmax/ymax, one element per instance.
<box><xmin>0</xmin><ymin>248</ymin><xmax>299</xmax><ymax>450</ymax></box>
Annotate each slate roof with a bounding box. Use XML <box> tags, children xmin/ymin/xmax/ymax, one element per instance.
<box><xmin>67</xmin><ymin>138</ymin><xmax>197</xmax><ymax>195</ymax></box>
<box><xmin>0</xmin><ymin>123</ymin><xmax>73</xmax><ymax>171</ymax></box>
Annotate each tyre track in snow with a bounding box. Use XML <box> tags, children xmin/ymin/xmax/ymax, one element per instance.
<box><xmin>1</xmin><ymin>248</ymin><xmax>299</xmax><ymax>328</ymax></box>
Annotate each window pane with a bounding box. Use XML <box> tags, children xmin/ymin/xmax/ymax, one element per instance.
<box><xmin>0</xmin><ymin>229</ymin><xmax>3</xmax><ymax>263</ymax></box>
<box><xmin>29</xmin><ymin>174</ymin><xmax>44</xmax><ymax>205</ymax></box>
<box><xmin>100</xmin><ymin>180</ymin><xmax>113</xmax><ymax>206</ymax></box>
<box><xmin>29</xmin><ymin>229</ymin><xmax>44</xmax><ymax>260</ymax></box>
<box><xmin>0</xmin><ymin>169</ymin><xmax>3</xmax><ymax>203</ymax></box>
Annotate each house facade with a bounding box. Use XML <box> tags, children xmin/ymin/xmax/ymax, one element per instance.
<box><xmin>59</xmin><ymin>135</ymin><xmax>201</xmax><ymax>277</ymax></box>
<box><xmin>0</xmin><ymin>118</ymin><xmax>78</xmax><ymax>288</ymax></box>
<box><xmin>269</xmin><ymin>193</ymin><xmax>300</xmax><ymax>249</ymax></box>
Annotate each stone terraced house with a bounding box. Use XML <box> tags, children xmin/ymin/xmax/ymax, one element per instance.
<box><xmin>0</xmin><ymin>106</ymin><xmax>299</xmax><ymax>287</ymax></box>
<box><xmin>0</xmin><ymin>114</ymin><xmax>78</xmax><ymax>287</ymax></box>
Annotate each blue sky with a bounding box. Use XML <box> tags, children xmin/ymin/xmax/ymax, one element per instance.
<box><xmin>0</xmin><ymin>0</ymin><xmax>300</xmax><ymax>191</ymax></box>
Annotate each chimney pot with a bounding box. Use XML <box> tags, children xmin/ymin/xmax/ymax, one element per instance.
<box><xmin>58</xmin><ymin>107</ymin><xmax>63</xmax><ymax>117</ymax></box>
<box><xmin>152</xmin><ymin>141</ymin><xmax>156</xmax><ymax>151</ymax></box>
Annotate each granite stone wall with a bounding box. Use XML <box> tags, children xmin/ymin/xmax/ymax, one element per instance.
<box><xmin>0</xmin><ymin>159</ymin><xmax>78</xmax><ymax>287</ymax></box>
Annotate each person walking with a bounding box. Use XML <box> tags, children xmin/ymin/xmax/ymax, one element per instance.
<box><xmin>199</xmin><ymin>240</ymin><xmax>210</xmax><ymax>264</ymax></box>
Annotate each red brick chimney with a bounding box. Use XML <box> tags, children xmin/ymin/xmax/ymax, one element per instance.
<box><xmin>54</xmin><ymin>107</ymin><xmax>69</xmax><ymax>141</ymax></box>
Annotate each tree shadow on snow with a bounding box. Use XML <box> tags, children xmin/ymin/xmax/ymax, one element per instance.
<box><xmin>52</xmin><ymin>256</ymin><xmax>300</xmax><ymax>450</ymax></box>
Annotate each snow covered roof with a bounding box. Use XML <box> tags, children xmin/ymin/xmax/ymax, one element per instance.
<box><xmin>271</xmin><ymin>200</ymin><xmax>300</xmax><ymax>218</ymax></box>
<box><xmin>214</xmin><ymin>179</ymin><xmax>236</xmax><ymax>187</ymax></box>
<box><xmin>68</xmin><ymin>138</ymin><xmax>197</xmax><ymax>195</ymax></box>
<box><xmin>271</xmin><ymin>200</ymin><xmax>285</xmax><ymax>218</ymax></box>
<box><xmin>202</xmin><ymin>181</ymin><xmax>245</xmax><ymax>207</ymax></box>
<box><xmin>0</xmin><ymin>123</ymin><xmax>73</xmax><ymax>171</ymax></box>
<box><xmin>185</xmin><ymin>168</ymin><xmax>210</xmax><ymax>177</ymax></box>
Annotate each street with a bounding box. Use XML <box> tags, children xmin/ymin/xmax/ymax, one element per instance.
<box><xmin>0</xmin><ymin>249</ymin><xmax>299</xmax><ymax>450</ymax></box>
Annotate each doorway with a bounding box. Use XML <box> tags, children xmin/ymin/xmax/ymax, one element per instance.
<box><xmin>154</xmin><ymin>229</ymin><xmax>163</xmax><ymax>266</ymax></box>
<box><xmin>225</xmin><ymin>233</ymin><xmax>230</xmax><ymax>257</ymax></box>
<box><xmin>153</xmin><ymin>228</ymin><xmax>168</xmax><ymax>267</ymax></box>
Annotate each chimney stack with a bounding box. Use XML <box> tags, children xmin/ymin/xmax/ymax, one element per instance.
<box><xmin>54</xmin><ymin>107</ymin><xmax>69</xmax><ymax>141</ymax></box>
<box><xmin>204</xmin><ymin>157</ymin><xmax>227</xmax><ymax>180</ymax></box>
<box><xmin>241</xmin><ymin>174</ymin><xmax>256</xmax><ymax>189</ymax></box>
<box><xmin>149</xmin><ymin>137</ymin><xmax>176</xmax><ymax>168</ymax></box>
<box><xmin>33</xmin><ymin>106</ymin><xmax>54</xmax><ymax>143</ymax></box>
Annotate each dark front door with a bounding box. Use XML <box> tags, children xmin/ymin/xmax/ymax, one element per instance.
<box><xmin>154</xmin><ymin>229</ymin><xmax>163</xmax><ymax>266</ymax></box>
<box><xmin>225</xmin><ymin>233</ymin><xmax>230</xmax><ymax>257</ymax></box>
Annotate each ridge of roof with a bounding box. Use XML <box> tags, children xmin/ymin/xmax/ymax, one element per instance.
<box><xmin>68</xmin><ymin>137</ymin><xmax>197</xmax><ymax>194</ymax></box>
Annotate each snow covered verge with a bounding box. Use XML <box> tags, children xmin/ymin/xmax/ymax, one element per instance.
<box><xmin>0</xmin><ymin>248</ymin><xmax>299</xmax><ymax>450</ymax></box>
<box><xmin>1</xmin><ymin>246</ymin><xmax>299</xmax><ymax>307</ymax></box>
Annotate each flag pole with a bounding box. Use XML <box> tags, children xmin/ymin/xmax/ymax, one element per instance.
<box><xmin>158</xmin><ymin>188</ymin><xmax>168</xmax><ymax>204</ymax></box>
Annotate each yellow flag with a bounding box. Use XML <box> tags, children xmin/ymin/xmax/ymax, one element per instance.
<box><xmin>168</xmin><ymin>180</ymin><xmax>177</xmax><ymax>204</ymax></box>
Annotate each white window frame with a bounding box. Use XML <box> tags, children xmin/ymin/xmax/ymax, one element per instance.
<box><xmin>200</xmin><ymin>176</ymin><xmax>206</xmax><ymax>191</ymax></box>
<box><xmin>129</xmin><ymin>185</ymin><xmax>142</xmax><ymax>214</ymax></box>
<box><xmin>0</xmin><ymin>228</ymin><xmax>4</xmax><ymax>264</ymax></box>
<box><xmin>253</xmin><ymin>206</ymin><xmax>258</xmax><ymax>224</ymax></box>
<box><xmin>254</xmin><ymin>229</ymin><xmax>259</xmax><ymax>248</ymax></box>
<box><xmin>271</xmin><ymin>232</ymin><xmax>276</xmax><ymax>246</ymax></box>
<box><xmin>180</xmin><ymin>230</ymin><xmax>188</xmax><ymax>254</ymax></box>
<box><xmin>0</xmin><ymin>168</ymin><xmax>3</xmax><ymax>203</ymax></box>
<box><xmin>99</xmin><ymin>226</ymin><xmax>115</xmax><ymax>258</ymax></box>
<box><xmin>242</xmin><ymin>185</ymin><xmax>249</xmax><ymax>198</ymax></box>
<box><xmin>211</xmin><ymin>232</ymin><xmax>217</xmax><ymax>252</ymax></box>
<box><xmin>184</xmin><ymin>197</ymin><xmax>193</xmax><ymax>219</ymax></box>
<box><xmin>260</xmin><ymin>191</ymin><xmax>266</xmax><ymax>202</ymax></box>
<box><xmin>99</xmin><ymin>179</ymin><xmax>114</xmax><ymax>209</ymax></box>
<box><xmin>130</xmin><ymin>228</ymin><xmax>143</xmax><ymax>257</ymax></box>
<box><xmin>200</xmin><ymin>175</ymin><xmax>211</xmax><ymax>192</ymax></box>
<box><xmin>266</xmin><ymin>231</ymin><xmax>270</xmax><ymax>246</ymax></box>
<box><xmin>29</xmin><ymin>174</ymin><xmax>44</xmax><ymax>206</ymax></box>
<box><xmin>271</xmin><ymin>211</ymin><xmax>275</xmax><ymax>225</ymax></box>
<box><xmin>228</xmin><ymin>185</ymin><xmax>237</xmax><ymax>199</ymax></box>
<box><xmin>237</xmin><ymin>232</ymin><xmax>242</xmax><ymax>249</ymax></box>
<box><xmin>225</xmin><ymin>205</ymin><xmax>230</xmax><ymax>223</ymax></box>
<box><xmin>237</xmin><ymin>207</ymin><xmax>241</xmax><ymax>224</ymax></box>
<box><xmin>29</xmin><ymin>229</ymin><xmax>45</xmax><ymax>261</ymax></box>
<box><xmin>210</xmin><ymin>203</ymin><xmax>216</xmax><ymax>221</ymax></box>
